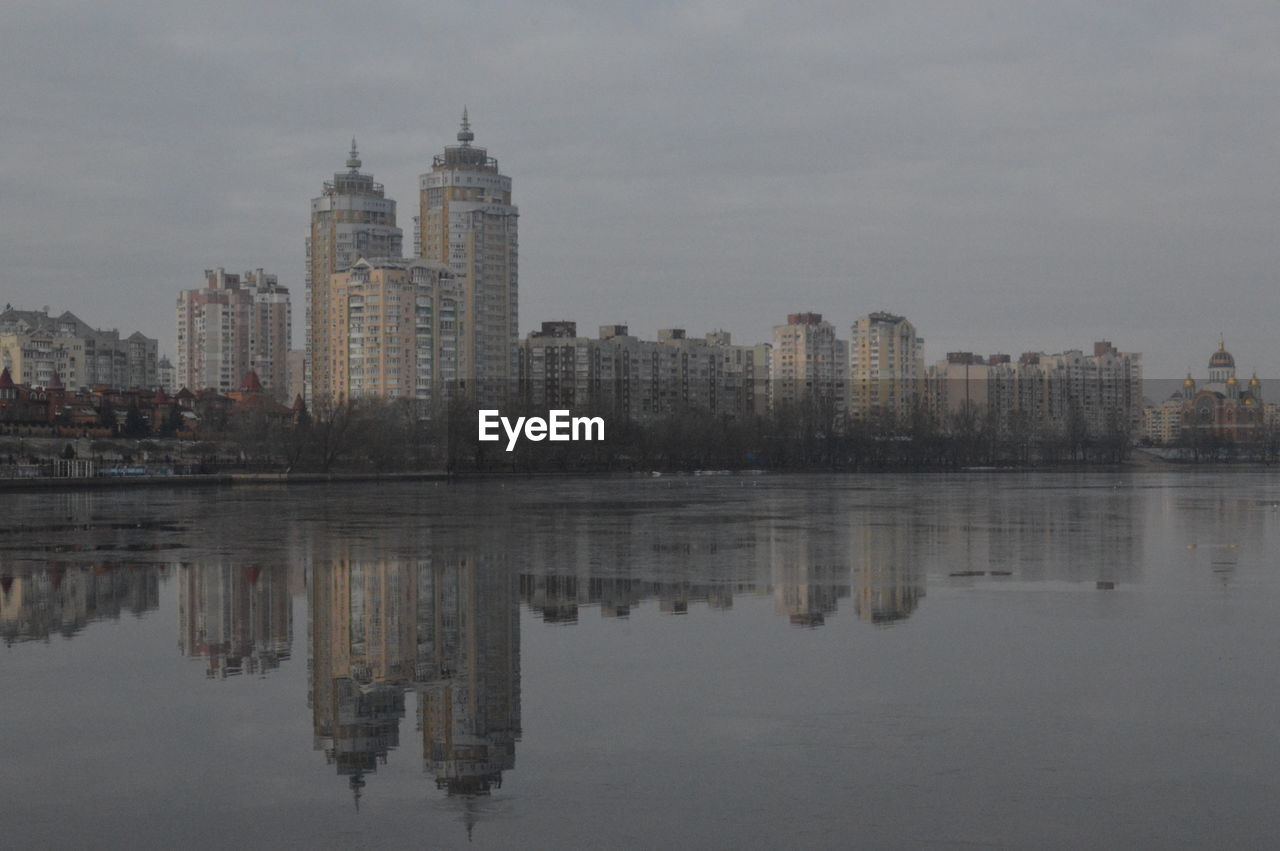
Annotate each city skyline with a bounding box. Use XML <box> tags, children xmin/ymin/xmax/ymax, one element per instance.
<box><xmin>4</xmin><ymin>3</ymin><xmax>1279</xmax><ymax>379</ymax></box>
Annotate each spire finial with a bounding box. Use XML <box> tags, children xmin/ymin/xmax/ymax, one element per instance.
<box><xmin>458</xmin><ymin>107</ymin><xmax>474</xmax><ymax>145</ymax></box>
<box><xmin>1219</xmin><ymin>333</ymin><xmax>1225</xmax><ymax>352</ymax></box>
<box><xmin>346</xmin><ymin>138</ymin><xmax>362</xmax><ymax>171</ymax></box>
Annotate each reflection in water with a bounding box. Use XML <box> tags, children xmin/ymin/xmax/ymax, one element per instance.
<box><xmin>0</xmin><ymin>563</ymin><xmax>164</xmax><ymax>646</ymax></box>
<box><xmin>418</xmin><ymin>555</ymin><xmax>520</xmax><ymax>796</ymax></box>
<box><xmin>518</xmin><ymin>504</ymin><xmax>924</xmax><ymax>628</ymax></box>
<box><xmin>178</xmin><ymin>563</ymin><xmax>292</xmax><ymax>678</ymax></box>
<box><xmin>308</xmin><ymin>551</ymin><xmax>520</xmax><ymax>805</ymax></box>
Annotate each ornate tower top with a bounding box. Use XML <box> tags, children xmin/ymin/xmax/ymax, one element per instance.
<box><xmin>458</xmin><ymin>107</ymin><xmax>474</xmax><ymax>146</ymax></box>
<box><xmin>346</xmin><ymin>138</ymin><xmax>362</xmax><ymax>172</ymax></box>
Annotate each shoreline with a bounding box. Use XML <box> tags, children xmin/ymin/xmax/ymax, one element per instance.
<box><xmin>1</xmin><ymin>461</ymin><xmax>1275</xmax><ymax>492</ymax></box>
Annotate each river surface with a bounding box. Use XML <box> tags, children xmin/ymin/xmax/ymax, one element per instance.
<box><xmin>2</xmin><ymin>473</ymin><xmax>1279</xmax><ymax>848</ymax></box>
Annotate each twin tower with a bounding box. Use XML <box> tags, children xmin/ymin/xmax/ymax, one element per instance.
<box><xmin>305</xmin><ymin>110</ymin><xmax>517</xmax><ymax>406</ymax></box>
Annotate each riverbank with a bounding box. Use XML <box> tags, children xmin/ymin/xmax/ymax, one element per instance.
<box><xmin>0</xmin><ymin>470</ymin><xmax>449</xmax><ymax>491</ymax></box>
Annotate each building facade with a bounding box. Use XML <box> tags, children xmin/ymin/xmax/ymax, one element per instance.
<box><xmin>0</xmin><ymin>307</ymin><xmax>157</xmax><ymax>390</ymax></box>
<box><xmin>848</xmin><ymin>312</ymin><xmax>924</xmax><ymax>424</ymax></box>
<box><xmin>307</xmin><ymin>141</ymin><xmax>404</xmax><ymax>404</ymax></box>
<box><xmin>176</xmin><ymin>268</ymin><xmax>291</xmax><ymax>400</ymax></box>
<box><xmin>927</xmin><ymin>341</ymin><xmax>1142</xmax><ymax>439</ymax></box>
<box><xmin>770</xmin><ymin>313</ymin><xmax>846</xmax><ymax>414</ymax></box>
<box><xmin>417</xmin><ymin>111</ymin><xmax>518</xmax><ymax>405</ymax></box>
<box><xmin>325</xmin><ymin>257</ymin><xmax>461</xmax><ymax>405</ymax></box>
<box><xmin>1175</xmin><ymin>338</ymin><xmax>1264</xmax><ymax>442</ymax></box>
<box><xmin>517</xmin><ymin>323</ymin><xmax>768</xmax><ymax>421</ymax></box>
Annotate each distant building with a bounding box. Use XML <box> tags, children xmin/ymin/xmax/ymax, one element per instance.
<box><xmin>307</xmin><ymin>141</ymin><xmax>403</xmax><ymax>404</ymax></box>
<box><xmin>1175</xmin><ymin>337</ymin><xmax>1264</xmax><ymax>442</ymax></box>
<box><xmin>848</xmin><ymin>312</ymin><xmax>924</xmax><ymax>424</ymax></box>
<box><xmin>286</xmin><ymin>348</ymin><xmax>306</xmax><ymax>406</ymax></box>
<box><xmin>176</xmin><ymin>268</ymin><xmax>291</xmax><ymax>401</ymax></box>
<box><xmin>770</xmin><ymin>313</ymin><xmax>846</xmax><ymax>414</ymax></box>
<box><xmin>0</xmin><ymin>306</ymin><xmax>157</xmax><ymax>390</ymax></box>
<box><xmin>517</xmin><ymin>322</ymin><xmax>768</xmax><ymax>420</ymax></box>
<box><xmin>927</xmin><ymin>341</ymin><xmax>1142</xmax><ymax>438</ymax></box>
<box><xmin>157</xmin><ymin>355</ymin><xmax>176</xmax><ymax>395</ymax></box>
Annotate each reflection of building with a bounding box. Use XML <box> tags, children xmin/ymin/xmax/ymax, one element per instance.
<box><xmin>307</xmin><ymin>550</ymin><xmax>521</xmax><ymax>804</ymax></box>
<box><xmin>417</xmin><ymin>555</ymin><xmax>521</xmax><ymax>795</ymax></box>
<box><xmin>178</xmin><ymin>563</ymin><xmax>291</xmax><ymax>678</ymax></box>
<box><xmin>769</xmin><ymin>525</ymin><xmax>849</xmax><ymax>627</ymax></box>
<box><xmin>851</xmin><ymin>524</ymin><xmax>922</xmax><ymax>625</ymax></box>
<box><xmin>1</xmin><ymin>564</ymin><xmax>163</xmax><ymax>646</ymax></box>
<box><xmin>310</xmin><ymin>558</ymin><xmax>418</xmax><ymax>796</ymax></box>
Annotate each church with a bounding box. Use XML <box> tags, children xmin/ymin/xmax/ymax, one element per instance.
<box><xmin>1177</xmin><ymin>337</ymin><xmax>1264</xmax><ymax>441</ymax></box>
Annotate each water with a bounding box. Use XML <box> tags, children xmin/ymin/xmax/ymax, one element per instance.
<box><xmin>2</xmin><ymin>473</ymin><xmax>1279</xmax><ymax>848</ymax></box>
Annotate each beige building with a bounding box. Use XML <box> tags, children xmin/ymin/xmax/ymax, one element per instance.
<box><xmin>307</xmin><ymin>141</ymin><xmax>403</xmax><ymax>404</ymax></box>
<box><xmin>417</xmin><ymin>111</ymin><xmax>518</xmax><ymax>406</ymax></box>
<box><xmin>325</xmin><ymin>257</ymin><xmax>460</xmax><ymax>405</ymax></box>
<box><xmin>770</xmin><ymin>313</ymin><xmax>846</xmax><ymax>413</ymax></box>
<box><xmin>848</xmin><ymin>312</ymin><xmax>924</xmax><ymax>424</ymax></box>
<box><xmin>927</xmin><ymin>342</ymin><xmax>1142</xmax><ymax>438</ymax></box>
<box><xmin>176</xmin><ymin>268</ymin><xmax>291</xmax><ymax>400</ymax></box>
<box><xmin>1142</xmin><ymin>396</ymin><xmax>1184</xmax><ymax>444</ymax></box>
<box><xmin>0</xmin><ymin>307</ymin><xmax>157</xmax><ymax>390</ymax></box>
<box><xmin>517</xmin><ymin>323</ymin><xmax>768</xmax><ymax>420</ymax></box>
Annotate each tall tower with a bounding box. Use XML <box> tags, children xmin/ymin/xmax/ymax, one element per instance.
<box><xmin>306</xmin><ymin>140</ymin><xmax>403</xmax><ymax>404</ymax></box>
<box><xmin>417</xmin><ymin>110</ymin><xmax>518</xmax><ymax>405</ymax></box>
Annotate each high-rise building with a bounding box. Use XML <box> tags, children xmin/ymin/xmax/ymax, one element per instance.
<box><xmin>417</xmin><ymin>111</ymin><xmax>518</xmax><ymax>405</ymax></box>
<box><xmin>307</xmin><ymin>141</ymin><xmax>403</xmax><ymax>404</ymax></box>
<box><xmin>848</xmin><ymin>312</ymin><xmax>924</xmax><ymax>424</ymax></box>
<box><xmin>769</xmin><ymin>313</ymin><xmax>846</xmax><ymax>413</ymax></box>
<box><xmin>516</xmin><ymin>323</ymin><xmax>768</xmax><ymax>420</ymax></box>
<box><xmin>176</xmin><ymin>268</ymin><xmax>291</xmax><ymax>400</ymax></box>
<box><xmin>325</xmin><ymin>257</ymin><xmax>460</xmax><ymax>404</ymax></box>
<box><xmin>926</xmin><ymin>342</ymin><xmax>1142</xmax><ymax>439</ymax></box>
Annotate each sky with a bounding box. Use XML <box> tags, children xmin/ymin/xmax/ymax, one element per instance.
<box><xmin>3</xmin><ymin>0</ymin><xmax>1278</xmax><ymax>378</ymax></box>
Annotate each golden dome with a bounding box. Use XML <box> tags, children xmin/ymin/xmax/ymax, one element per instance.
<box><xmin>1227</xmin><ymin>375</ymin><xmax>1238</xmax><ymax>385</ymax></box>
<box><xmin>1183</xmin><ymin>374</ymin><xmax>1195</xmax><ymax>386</ymax></box>
<box><xmin>1250</xmin><ymin>374</ymin><xmax>1261</xmax><ymax>386</ymax></box>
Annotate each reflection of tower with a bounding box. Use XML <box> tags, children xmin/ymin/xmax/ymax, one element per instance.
<box><xmin>178</xmin><ymin>563</ymin><xmax>291</xmax><ymax>677</ymax></box>
<box><xmin>417</xmin><ymin>554</ymin><xmax>521</xmax><ymax>796</ymax></box>
<box><xmin>851</xmin><ymin>524</ymin><xmax>923</xmax><ymax>625</ymax></box>
<box><xmin>309</xmin><ymin>558</ymin><xmax>417</xmax><ymax>793</ymax></box>
<box><xmin>769</xmin><ymin>526</ymin><xmax>849</xmax><ymax>627</ymax></box>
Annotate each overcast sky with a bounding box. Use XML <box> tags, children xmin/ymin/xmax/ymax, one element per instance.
<box><xmin>3</xmin><ymin>0</ymin><xmax>1277</xmax><ymax>378</ymax></box>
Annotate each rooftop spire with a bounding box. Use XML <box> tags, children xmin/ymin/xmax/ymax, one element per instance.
<box><xmin>346</xmin><ymin>138</ymin><xmax>362</xmax><ymax>172</ymax></box>
<box><xmin>458</xmin><ymin>107</ymin><xmax>474</xmax><ymax>146</ymax></box>
<box><xmin>1219</xmin><ymin>333</ymin><xmax>1225</xmax><ymax>352</ymax></box>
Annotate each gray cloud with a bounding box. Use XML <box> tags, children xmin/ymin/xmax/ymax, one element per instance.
<box><xmin>3</xmin><ymin>0</ymin><xmax>1278</xmax><ymax>377</ymax></box>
